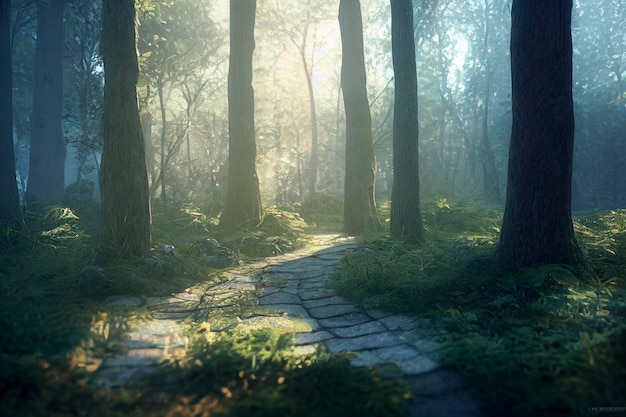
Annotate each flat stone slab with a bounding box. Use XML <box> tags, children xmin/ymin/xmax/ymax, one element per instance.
<box><xmin>299</xmin><ymin>288</ymin><xmax>335</xmax><ymax>300</ymax></box>
<box><xmin>303</xmin><ymin>296</ymin><xmax>351</xmax><ymax>309</ymax></box>
<box><xmin>329</xmin><ymin>321</ymin><xmax>387</xmax><ymax>338</ymax></box>
<box><xmin>299</xmin><ymin>279</ymin><xmax>329</xmax><ymax>290</ymax></box>
<box><xmin>397</xmin><ymin>356</ymin><xmax>440</xmax><ymax>376</ymax></box>
<box><xmin>373</xmin><ymin>344</ymin><xmax>421</xmax><ymax>362</ymax></box>
<box><xmin>257</xmin><ymin>291</ymin><xmax>301</xmax><ymax>305</ymax></box>
<box><xmin>318</xmin><ymin>312</ymin><xmax>372</xmax><ymax>328</ymax></box>
<box><xmin>325</xmin><ymin>332</ymin><xmax>408</xmax><ymax>353</ymax></box>
<box><xmin>308</xmin><ymin>304</ymin><xmax>361</xmax><ymax>319</ymax></box>
<box><xmin>295</xmin><ymin>330</ymin><xmax>334</xmax><ymax>345</ymax></box>
<box><xmin>379</xmin><ymin>315</ymin><xmax>420</xmax><ymax>331</ymax></box>
<box><xmin>412</xmin><ymin>339</ymin><xmax>442</xmax><ymax>355</ymax></box>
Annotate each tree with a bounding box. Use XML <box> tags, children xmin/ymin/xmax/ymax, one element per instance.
<box><xmin>26</xmin><ymin>0</ymin><xmax>66</xmax><ymax>206</ymax></box>
<box><xmin>389</xmin><ymin>0</ymin><xmax>423</xmax><ymax>243</ymax></box>
<box><xmin>219</xmin><ymin>0</ymin><xmax>262</xmax><ymax>229</ymax></box>
<box><xmin>497</xmin><ymin>0</ymin><xmax>583</xmax><ymax>268</ymax></box>
<box><xmin>338</xmin><ymin>0</ymin><xmax>381</xmax><ymax>235</ymax></box>
<box><xmin>100</xmin><ymin>0</ymin><xmax>151</xmax><ymax>257</ymax></box>
<box><xmin>0</xmin><ymin>0</ymin><xmax>21</xmax><ymax>227</ymax></box>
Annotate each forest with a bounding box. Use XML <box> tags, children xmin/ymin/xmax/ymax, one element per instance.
<box><xmin>1</xmin><ymin>0</ymin><xmax>626</xmax><ymax>416</ymax></box>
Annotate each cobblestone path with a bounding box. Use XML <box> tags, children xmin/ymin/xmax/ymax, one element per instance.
<box><xmin>93</xmin><ymin>234</ymin><xmax>489</xmax><ymax>417</ymax></box>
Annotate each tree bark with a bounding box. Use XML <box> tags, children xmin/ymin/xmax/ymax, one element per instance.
<box><xmin>497</xmin><ymin>0</ymin><xmax>584</xmax><ymax>268</ymax></box>
<box><xmin>100</xmin><ymin>0</ymin><xmax>151</xmax><ymax>258</ymax></box>
<box><xmin>338</xmin><ymin>0</ymin><xmax>381</xmax><ymax>236</ymax></box>
<box><xmin>0</xmin><ymin>0</ymin><xmax>21</xmax><ymax>227</ymax></box>
<box><xmin>219</xmin><ymin>0</ymin><xmax>262</xmax><ymax>229</ymax></box>
<box><xmin>390</xmin><ymin>0</ymin><xmax>423</xmax><ymax>243</ymax></box>
<box><xmin>26</xmin><ymin>0</ymin><xmax>66</xmax><ymax>206</ymax></box>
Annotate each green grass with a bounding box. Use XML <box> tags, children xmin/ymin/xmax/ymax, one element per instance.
<box><xmin>0</xmin><ymin>199</ymin><xmax>408</xmax><ymax>417</ymax></box>
<box><xmin>332</xmin><ymin>200</ymin><xmax>626</xmax><ymax>416</ymax></box>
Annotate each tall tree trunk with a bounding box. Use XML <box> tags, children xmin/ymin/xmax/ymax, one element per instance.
<box><xmin>338</xmin><ymin>0</ymin><xmax>381</xmax><ymax>236</ymax></box>
<box><xmin>26</xmin><ymin>0</ymin><xmax>66</xmax><ymax>206</ymax></box>
<box><xmin>100</xmin><ymin>0</ymin><xmax>151</xmax><ymax>258</ymax></box>
<box><xmin>390</xmin><ymin>0</ymin><xmax>423</xmax><ymax>243</ymax></box>
<box><xmin>157</xmin><ymin>80</ymin><xmax>167</xmax><ymax>201</ymax></box>
<box><xmin>219</xmin><ymin>0</ymin><xmax>262</xmax><ymax>229</ymax></box>
<box><xmin>497</xmin><ymin>0</ymin><xmax>584</xmax><ymax>268</ymax></box>
<box><xmin>0</xmin><ymin>0</ymin><xmax>21</xmax><ymax>227</ymax></box>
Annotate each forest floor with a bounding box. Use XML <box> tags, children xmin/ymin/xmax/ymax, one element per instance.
<box><xmin>1</xmin><ymin>198</ymin><xmax>626</xmax><ymax>416</ymax></box>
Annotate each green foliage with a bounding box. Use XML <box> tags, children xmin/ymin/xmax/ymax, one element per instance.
<box><xmin>333</xmin><ymin>200</ymin><xmax>626</xmax><ymax>415</ymax></box>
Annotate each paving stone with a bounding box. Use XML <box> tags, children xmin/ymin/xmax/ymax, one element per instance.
<box><xmin>297</xmin><ymin>269</ymin><xmax>329</xmax><ymax>280</ymax></box>
<box><xmin>298</xmin><ymin>279</ymin><xmax>328</xmax><ymax>290</ymax></box>
<box><xmin>348</xmin><ymin>350</ymin><xmax>382</xmax><ymax>367</ymax></box>
<box><xmin>263</xmin><ymin>272</ymin><xmax>299</xmax><ymax>282</ymax></box>
<box><xmin>256</xmin><ymin>287</ymin><xmax>281</xmax><ymax>296</ymax></box>
<box><xmin>379</xmin><ymin>315</ymin><xmax>420</xmax><ymax>331</ymax></box>
<box><xmin>313</xmin><ymin>244</ymin><xmax>359</xmax><ymax>256</ymax></box>
<box><xmin>396</xmin><ymin>356</ymin><xmax>439</xmax><ymax>376</ymax></box>
<box><xmin>308</xmin><ymin>304</ymin><xmax>361</xmax><ymax>319</ymax></box>
<box><xmin>303</xmin><ymin>296</ymin><xmax>350</xmax><ymax>309</ymax></box>
<box><xmin>257</xmin><ymin>304</ymin><xmax>310</xmax><ymax>318</ymax></box>
<box><xmin>373</xmin><ymin>344</ymin><xmax>421</xmax><ymax>362</ymax></box>
<box><xmin>92</xmin><ymin>366</ymin><xmax>152</xmax><ymax>389</ymax></box>
<box><xmin>329</xmin><ymin>321</ymin><xmax>387</xmax><ymax>338</ymax></box>
<box><xmin>257</xmin><ymin>291</ymin><xmax>301</xmax><ymax>305</ymax></box>
<box><xmin>318</xmin><ymin>312</ymin><xmax>372</xmax><ymax>328</ymax></box>
<box><xmin>300</xmin><ymin>288</ymin><xmax>335</xmax><ymax>300</ymax></box>
<box><xmin>295</xmin><ymin>330</ymin><xmax>334</xmax><ymax>345</ymax></box>
<box><xmin>325</xmin><ymin>332</ymin><xmax>408</xmax><ymax>353</ymax></box>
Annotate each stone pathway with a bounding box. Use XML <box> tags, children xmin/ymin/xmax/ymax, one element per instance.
<box><xmin>93</xmin><ymin>234</ymin><xmax>490</xmax><ymax>416</ymax></box>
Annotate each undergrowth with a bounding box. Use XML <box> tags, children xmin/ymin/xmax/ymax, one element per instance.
<box><xmin>333</xmin><ymin>200</ymin><xmax>626</xmax><ymax>416</ymax></box>
<box><xmin>0</xmin><ymin>198</ymin><xmax>408</xmax><ymax>416</ymax></box>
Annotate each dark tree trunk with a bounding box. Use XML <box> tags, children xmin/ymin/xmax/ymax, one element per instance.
<box><xmin>26</xmin><ymin>0</ymin><xmax>66</xmax><ymax>206</ymax></box>
<box><xmin>100</xmin><ymin>0</ymin><xmax>151</xmax><ymax>258</ymax></box>
<box><xmin>219</xmin><ymin>0</ymin><xmax>262</xmax><ymax>229</ymax></box>
<box><xmin>390</xmin><ymin>0</ymin><xmax>423</xmax><ymax>243</ymax></box>
<box><xmin>0</xmin><ymin>0</ymin><xmax>21</xmax><ymax>227</ymax></box>
<box><xmin>497</xmin><ymin>0</ymin><xmax>584</xmax><ymax>268</ymax></box>
<box><xmin>338</xmin><ymin>0</ymin><xmax>381</xmax><ymax>236</ymax></box>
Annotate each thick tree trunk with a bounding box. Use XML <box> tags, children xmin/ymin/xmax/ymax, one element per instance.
<box><xmin>338</xmin><ymin>0</ymin><xmax>381</xmax><ymax>236</ymax></box>
<box><xmin>219</xmin><ymin>0</ymin><xmax>262</xmax><ymax>229</ymax></box>
<box><xmin>0</xmin><ymin>0</ymin><xmax>21</xmax><ymax>227</ymax></box>
<box><xmin>100</xmin><ymin>0</ymin><xmax>151</xmax><ymax>258</ymax></box>
<box><xmin>497</xmin><ymin>0</ymin><xmax>584</xmax><ymax>268</ymax></box>
<box><xmin>390</xmin><ymin>0</ymin><xmax>423</xmax><ymax>243</ymax></box>
<box><xmin>26</xmin><ymin>0</ymin><xmax>66</xmax><ymax>206</ymax></box>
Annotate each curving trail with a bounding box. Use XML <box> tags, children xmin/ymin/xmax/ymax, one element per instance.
<box><xmin>93</xmin><ymin>234</ymin><xmax>489</xmax><ymax>417</ymax></box>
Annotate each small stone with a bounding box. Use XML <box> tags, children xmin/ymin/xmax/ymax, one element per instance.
<box><xmin>257</xmin><ymin>304</ymin><xmax>310</xmax><ymax>318</ymax></box>
<box><xmin>373</xmin><ymin>344</ymin><xmax>421</xmax><ymax>362</ymax></box>
<box><xmin>379</xmin><ymin>315</ymin><xmax>420</xmax><ymax>331</ymax></box>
